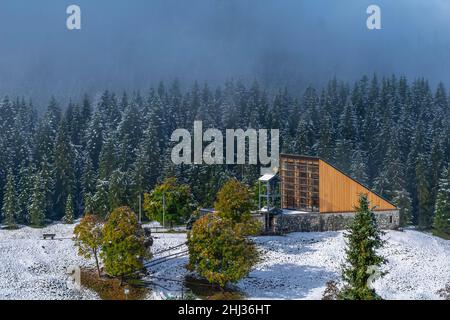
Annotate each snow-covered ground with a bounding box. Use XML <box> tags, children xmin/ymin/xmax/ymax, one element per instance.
<box><xmin>0</xmin><ymin>224</ymin><xmax>448</xmax><ymax>300</ymax></box>
<box><xmin>239</xmin><ymin>230</ymin><xmax>450</xmax><ymax>300</ymax></box>
<box><xmin>144</xmin><ymin>232</ymin><xmax>189</xmax><ymax>300</ymax></box>
<box><xmin>147</xmin><ymin>229</ymin><xmax>450</xmax><ymax>300</ymax></box>
<box><xmin>0</xmin><ymin>224</ymin><xmax>98</xmax><ymax>300</ymax></box>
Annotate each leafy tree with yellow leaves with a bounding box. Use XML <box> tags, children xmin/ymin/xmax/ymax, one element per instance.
<box><xmin>74</xmin><ymin>214</ymin><xmax>104</xmax><ymax>277</ymax></box>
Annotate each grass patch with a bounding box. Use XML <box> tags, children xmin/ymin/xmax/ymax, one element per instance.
<box><xmin>81</xmin><ymin>269</ymin><xmax>149</xmax><ymax>300</ymax></box>
<box><xmin>431</xmin><ymin>229</ymin><xmax>450</xmax><ymax>240</ymax></box>
<box><xmin>1</xmin><ymin>225</ymin><xmax>20</xmax><ymax>230</ymax></box>
<box><xmin>163</xmin><ymin>229</ymin><xmax>187</xmax><ymax>234</ymax></box>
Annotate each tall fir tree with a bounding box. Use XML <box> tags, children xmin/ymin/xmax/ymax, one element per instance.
<box><xmin>63</xmin><ymin>193</ymin><xmax>74</xmax><ymax>224</ymax></box>
<box><xmin>98</xmin><ymin>137</ymin><xmax>117</xmax><ymax>181</ymax></box>
<box><xmin>350</xmin><ymin>147</ymin><xmax>369</xmax><ymax>185</ymax></box>
<box><xmin>29</xmin><ymin>172</ymin><xmax>46</xmax><ymax>227</ymax></box>
<box><xmin>393</xmin><ymin>188</ymin><xmax>413</xmax><ymax>226</ymax></box>
<box><xmin>340</xmin><ymin>194</ymin><xmax>386</xmax><ymax>300</ymax></box>
<box><xmin>415</xmin><ymin>154</ymin><xmax>432</xmax><ymax>229</ymax></box>
<box><xmin>53</xmin><ymin>120</ymin><xmax>75</xmax><ymax>219</ymax></box>
<box><xmin>2</xmin><ymin>170</ymin><xmax>17</xmax><ymax>228</ymax></box>
<box><xmin>92</xmin><ymin>180</ymin><xmax>110</xmax><ymax>217</ymax></box>
<box><xmin>433</xmin><ymin>164</ymin><xmax>450</xmax><ymax>235</ymax></box>
<box><xmin>16</xmin><ymin>163</ymin><xmax>33</xmax><ymax>224</ymax></box>
<box><xmin>81</xmin><ymin>155</ymin><xmax>96</xmax><ymax>214</ymax></box>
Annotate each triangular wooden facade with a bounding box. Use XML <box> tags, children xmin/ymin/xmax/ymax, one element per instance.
<box><xmin>279</xmin><ymin>154</ymin><xmax>397</xmax><ymax>213</ymax></box>
<box><xmin>318</xmin><ymin>158</ymin><xmax>397</xmax><ymax>213</ymax></box>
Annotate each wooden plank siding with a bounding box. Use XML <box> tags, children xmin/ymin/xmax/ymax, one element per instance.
<box><xmin>280</xmin><ymin>156</ymin><xmax>320</xmax><ymax>211</ymax></box>
<box><xmin>318</xmin><ymin>159</ymin><xmax>397</xmax><ymax>213</ymax></box>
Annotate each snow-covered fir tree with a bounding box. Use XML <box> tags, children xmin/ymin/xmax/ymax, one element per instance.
<box><xmin>2</xmin><ymin>170</ymin><xmax>17</xmax><ymax>228</ymax></box>
<box><xmin>433</xmin><ymin>164</ymin><xmax>450</xmax><ymax>235</ymax></box>
<box><xmin>63</xmin><ymin>193</ymin><xmax>74</xmax><ymax>224</ymax></box>
<box><xmin>0</xmin><ymin>75</ymin><xmax>448</xmax><ymax>231</ymax></box>
<box><xmin>340</xmin><ymin>194</ymin><xmax>386</xmax><ymax>300</ymax></box>
<box><xmin>29</xmin><ymin>172</ymin><xmax>46</xmax><ymax>227</ymax></box>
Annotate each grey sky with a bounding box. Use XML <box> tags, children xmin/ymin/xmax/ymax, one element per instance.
<box><xmin>0</xmin><ymin>0</ymin><xmax>450</xmax><ymax>105</ymax></box>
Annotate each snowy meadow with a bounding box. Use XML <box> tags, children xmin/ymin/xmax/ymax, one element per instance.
<box><xmin>0</xmin><ymin>224</ymin><xmax>448</xmax><ymax>300</ymax></box>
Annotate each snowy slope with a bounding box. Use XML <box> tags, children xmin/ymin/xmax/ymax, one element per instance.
<box><xmin>0</xmin><ymin>224</ymin><xmax>98</xmax><ymax>300</ymax></box>
<box><xmin>0</xmin><ymin>224</ymin><xmax>448</xmax><ymax>300</ymax></box>
<box><xmin>237</xmin><ymin>230</ymin><xmax>450</xmax><ymax>300</ymax></box>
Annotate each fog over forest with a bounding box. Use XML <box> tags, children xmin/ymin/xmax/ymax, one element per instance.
<box><xmin>1</xmin><ymin>0</ymin><xmax>450</xmax><ymax>105</ymax></box>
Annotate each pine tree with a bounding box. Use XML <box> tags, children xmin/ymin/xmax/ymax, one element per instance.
<box><xmin>29</xmin><ymin>172</ymin><xmax>46</xmax><ymax>227</ymax></box>
<box><xmin>350</xmin><ymin>148</ymin><xmax>369</xmax><ymax>185</ymax></box>
<box><xmin>85</xmin><ymin>112</ymin><xmax>104</xmax><ymax>170</ymax></box>
<box><xmin>81</xmin><ymin>94</ymin><xmax>92</xmax><ymax>133</ymax></box>
<box><xmin>416</xmin><ymin>155</ymin><xmax>432</xmax><ymax>229</ymax></box>
<box><xmin>433</xmin><ymin>165</ymin><xmax>450</xmax><ymax>235</ymax></box>
<box><xmin>393</xmin><ymin>188</ymin><xmax>413</xmax><ymax>226</ymax></box>
<box><xmin>81</xmin><ymin>155</ymin><xmax>96</xmax><ymax>214</ymax></box>
<box><xmin>53</xmin><ymin>120</ymin><xmax>75</xmax><ymax>219</ymax></box>
<box><xmin>92</xmin><ymin>180</ymin><xmax>109</xmax><ymax>217</ymax></box>
<box><xmin>63</xmin><ymin>194</ymin><xmax>74</xmax><ymax>224</ymax></box>
<box><xmin>374</xmin><ymin>128</ymin><xmax>406</xmax><ymax>199</ymax></box>
<box><xmin>16</xmin><ymin>163</ymin><xmax>33</xmax><ymax>224</ymax></box>
<box><xmin>317</xmin><ymin>112</ymin><xmax>335</xmax><ymax>161</ymax></box>
<box><xmin>2</xmin><ymin>170</ymin><xmax>17</xmax><ymax>228</ymax></box>
<box><xmin>39</xmin><ymin>155</ymin><xmax>55</xmax><ymax>219</ymax></box>
<box><xmin>108</xmin><ymin>169</ymin><xmax>128</xmax><ymax>210</ymax></box>
<box><xmin>340</xmin><ymin>194</ymin><xmax>386</xmax><ymax>300</ymax></box>
<box><xmin>291</xmin><ymin>119</ymin><xmax>312</xmax><ymax>155</ymax></box>
<box><xmin>98</xmin><ymin>137</ymin><xmax>117</xmax><ymax>180</ymax></box>
<box><xmin>131</xmin><ymin>119</ymin><xmax>161</xmax><ymax>208</ymax></box>
<box><xmin>116</xmin><ymin>103</ymin><xmax>142</xmax><ymax>170</ymax></box>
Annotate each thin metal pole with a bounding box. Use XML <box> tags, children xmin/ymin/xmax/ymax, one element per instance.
<box><xmin>138</xmin><ymin>194</ymin><xmax>142</xmax><ymax>224</ymax></box>
<box><xmin>258</xmin><ymin>181</ymin><xmax>261</xmax><ymax>211</ymax></box>
<box><xmin>162</xmin><ymin>192</ymin><xmax>166</xmax><ymax>229</ymax></box>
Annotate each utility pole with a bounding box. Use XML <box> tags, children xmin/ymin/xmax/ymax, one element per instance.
<box><xmin>138</xmin><ymin>194</ymin><xmax>142</xmax><ymax>224</ymax></box>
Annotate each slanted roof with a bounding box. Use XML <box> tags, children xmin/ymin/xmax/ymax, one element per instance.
<box><xmin>259</xmin><ymin>173</ymin><xmax>277</xmax><ymax>182</ymax></box>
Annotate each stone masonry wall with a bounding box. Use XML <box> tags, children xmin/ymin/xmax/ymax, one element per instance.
<box><xmin>264</xmin><ymin>210</ymin><xmax>399</xmax><ymax>234</ymax></box>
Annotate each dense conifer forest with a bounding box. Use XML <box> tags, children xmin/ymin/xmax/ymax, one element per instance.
<box><xmin>0</xmin><ymin>75</ymin><xmax>449</xmax><ymax>230</ymax></box>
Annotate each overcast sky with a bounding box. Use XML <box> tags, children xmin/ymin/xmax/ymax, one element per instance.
<box><xmin>1</xmin><ymin>0</ymin><xmax>450</xmax><ymax>105</ymax></box>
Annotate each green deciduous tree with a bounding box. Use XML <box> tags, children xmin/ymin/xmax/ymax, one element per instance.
<box><xmin>143</xmin><ymin>177</ymin><xmax>194</xmax><ymax>227</ymax></box>
<box><xmin>214</xmin><ymin>178</ymin><xmax>253</xmax><ymax>223</ymax></box>
<box><xmin>187</xmin><ymin>214</ymin><xmax>259</xmax><ymax>288</ymax></box>
<box><xmin>101</xmin><ymin>207</ymin><xmax>149</xmax><ymax>282</ymax></box>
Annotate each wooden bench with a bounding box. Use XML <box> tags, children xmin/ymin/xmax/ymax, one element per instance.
<box><xmin>43</xmin><ymin>233</ymin><xmax>56</xmax><ymax>240</ymax></box>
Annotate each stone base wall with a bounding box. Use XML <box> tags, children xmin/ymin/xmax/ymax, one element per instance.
<box><xmin>262</xmin><ymin>210</ymin><xmax>399</xmax><ymax>234</ymax></box>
